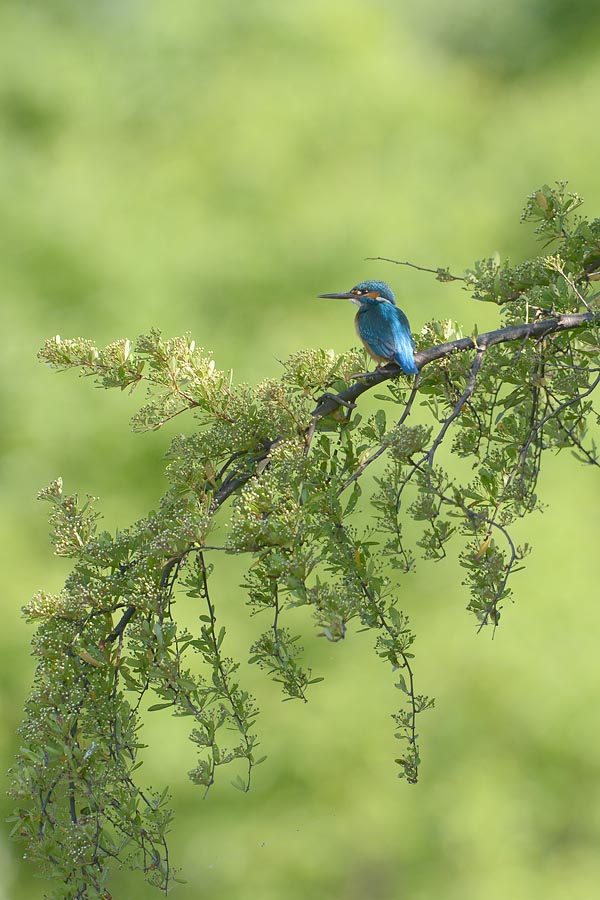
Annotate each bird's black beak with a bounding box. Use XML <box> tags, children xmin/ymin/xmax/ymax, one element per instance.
<box><xmin>318</xmin><ymin>292</ymin><xmax>356</xmax><ymax>300</ymax></box>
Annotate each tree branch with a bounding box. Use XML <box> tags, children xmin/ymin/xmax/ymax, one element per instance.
<box><xmin>105</xmin><ymin>606</ymin><xmax>137</xmax><ymax>644</ymax></box>
<box><xmin>312</xmin><ymin>311</ymin><xmax>597</xmax><ymax>419</ymax></box>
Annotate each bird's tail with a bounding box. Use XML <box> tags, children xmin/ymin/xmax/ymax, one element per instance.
<box><xmin>394</xmin><ymin>340</ymin><xmax>419</xmax><ymax>375</ymax></box>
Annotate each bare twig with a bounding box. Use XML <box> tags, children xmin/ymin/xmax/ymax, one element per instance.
<box><xmin>365</xmin><ymin>256</ymin><xmax>466</xmax><ymax>282</ymax></box>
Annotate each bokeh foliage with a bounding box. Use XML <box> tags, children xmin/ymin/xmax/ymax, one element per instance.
<box><xmin>4</xmin><ymin>2</ymin><xmax>600</xmax><ymax>899</ymax></box>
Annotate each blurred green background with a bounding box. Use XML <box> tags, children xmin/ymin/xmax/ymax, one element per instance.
<box><xmin>3</xmin><ymin>2</ymin><xmax>600</xmax><ymax>898</ymax></box>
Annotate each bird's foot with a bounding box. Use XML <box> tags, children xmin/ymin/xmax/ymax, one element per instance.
<box><xmin>350</xmin><ymin>362</ymin><xmax>396</xmax><ymax>381</ymax></box>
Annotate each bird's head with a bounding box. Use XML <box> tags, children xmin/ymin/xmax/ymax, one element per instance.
<box><xmin>318</xmin><ymin>279</ymin><xmax>396</xmax><ymax>306</ymax></box>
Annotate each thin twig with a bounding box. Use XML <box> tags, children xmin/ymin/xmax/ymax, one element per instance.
<box><xmin>337</xmin><ymin>380</ymin><xmax>420</xmax><ymax>495</ymax></box>
<box><xmin>365</xmin><ymin>256</ymin><xmax>466</xmax><ymax>282</ymax></box>
<box><xmin>197</xmin><ymin>551</ymin><xmax>254</xmax><ymax>794</ymax></box>
<box><xmin>427</xmin><ymin>348</ymin><xmax>486</xmax><ymax>467</ymax></box>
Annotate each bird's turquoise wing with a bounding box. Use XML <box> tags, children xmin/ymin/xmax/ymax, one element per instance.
<box><xmin>391</xmin><ymin>307</ymin><xmax>418</xmax><ymax>373</ymax></box>
<box><xmin>356</xmin><ymin>303</ymin><xmax>418</xmax><ymax>374</ymax></box>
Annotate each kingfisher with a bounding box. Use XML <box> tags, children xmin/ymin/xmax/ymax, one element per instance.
<box><xmin>318</xmin><ymin>279</ymin><xmax>419</xmax><ymax>375</ymax></box>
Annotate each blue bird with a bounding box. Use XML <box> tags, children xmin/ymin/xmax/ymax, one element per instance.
<box><xmin>318</xmin><ymin>279</ymin><xmax>419</xmax><ymax>375</ymax></box>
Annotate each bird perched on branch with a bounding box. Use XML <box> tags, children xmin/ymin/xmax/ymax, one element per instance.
<box><xmin>318</xmin><ymin>279</ymin><xmax>419</xmax><ymax>375</ymax></box>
